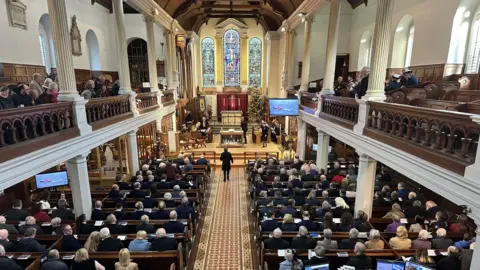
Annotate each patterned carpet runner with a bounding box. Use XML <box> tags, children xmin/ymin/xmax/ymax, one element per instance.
<box><xmin>193</xmin><ymin>167</ymin><xmax>254</xmax><ymax>270</ymax></box>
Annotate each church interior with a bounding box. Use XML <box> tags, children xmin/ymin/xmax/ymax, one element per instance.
<box><xmin>1</xmin><ymin>0</ymin><xmax>480</xmax><ymax>269</ymax></box>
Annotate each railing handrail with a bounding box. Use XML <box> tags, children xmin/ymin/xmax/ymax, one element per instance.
<box><xmin>0</xmin><ymin>102</ymin><xmax>73</xmax><ymax>117</ymax></box>
<box><xmin>321</xmin><ymin>95</ymin><xmax>358</xmax><ymax>104</ymax></box>
<box><xmin>368</xmin><ymin>101</ymin><xmax>476</xmax><ymax>120</ymax></box>
<box><xmin>86</xmin><ymin>95</ymin><xmax>129</xmax><ymax>106</ymax></box>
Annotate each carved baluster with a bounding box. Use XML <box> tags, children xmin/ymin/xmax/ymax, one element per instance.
<box><xmin>433</xmin><ymin>131</ymin><xmax>445</xmax><ymax>150</ymax></box>
<box><xmin>383</xmin><ymin>117</ymin><xmax>390</xmax><ymax>133</ymax></box>
<box><xmin>397</xmin><ymin>122</ymin><xmax>405</xmax><ymax>137</ymax></box>
<box><xmin>47</xmin><ymin>118</ymin><xmax>55</xmax><ymax>133</ymax></box>
<box><xmin>405</xmin><ymin>124</ymin><xmax>413</xmax><ymax>140</ymax></box>
<box><xmin>10</xmin><ymin>127</ymin><xmax>17</xmax><ymax>144</ymax></box>
<box><xmin>423</xmin><ymin>129</ymin><xmax>432</xmax><ymax>146</ymax></box>
<box><xmin>0</xmin><ymin>130</ymin><xmax>5</xmax><ymax>147</ymax></box>
<box><xmin>445</xmin><ymin>134</ymin><xmax>457</xmax><ymax>153</ymax></box>
<box><xmin>390</xmin><ymin>121</ymin><xmax>398</xmax><ymax>135</ymax></box>
<box><xmin>39</xmin><ymin>120</ymin><xmax>47</xmax><ymax>135</ymax></box>
<box><xmin>459</xmin><ymin>138</ymin><xmax>472</xmax><ymax>158</ymax></box>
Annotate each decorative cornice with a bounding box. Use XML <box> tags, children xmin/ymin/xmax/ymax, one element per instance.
<box><xmin>265</xmin><ymin>31</ymin><xmax>281</xmax><ymax>41</ymax></box>
<box><xmin>281</xmin><ymin>0</ymin><xmax>327</xmax><ymax>31</ymax></box>
<box><xmin>125</xmin><ymin>0</ymin><xmax>185</xmax><ymax>33</ymax></box>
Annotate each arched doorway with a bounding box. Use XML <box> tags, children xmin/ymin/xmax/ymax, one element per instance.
<box><xmin>127</xmin><ymin>38</ymin><xmax>149</xmax><ymax>88</ymax></box>
<box><xmin>86</xmin><ymin>30</ymin><xmax>101</xmax><ymax>71</ymax></box>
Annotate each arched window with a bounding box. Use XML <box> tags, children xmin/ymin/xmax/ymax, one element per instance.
<box><xmin>86</xmin><ymin>30</ymin><xmax>101</xmax><ymax>71</ymax></box>
<box><xmin>38</xmin><ymin>14</ymin><xmax>55</xmax><ymax>72</ymax></box>
<box><xmin>248</xmin><ymin>37</ymin><xmax>262</xmax><ymax>88</ymax></box>
<box><xmin>223</xmin><ymin>29</ymin><xmax>240</xmax><ymax>86</ymax></box>
<box><xmin>466</xmin><ymin>13</ymin><xmax>480</xmax><ymax>73</ymax></box>
<box><xmin>391</xmin><ymin>15</ymin><xmax>414</xmax><ymax>68</ymax></box>
<box><xmin>448</xmin><ymin>3</ymin><xmax>474</xmax><ymax>65</ymax></box>
<box><xmin>201</xmin><ymin>37</ymin><xmax>215</xmax><ymax>87</ymax></box>
<box><xmin>358</xmin><ymin>30</ymin><xmax>372</xmax><ymax>70</ymax></box>
<box><xmin>127</xmin><ymin>38</ymin><xmax>149</xmax><ymax>87</ymax></box>
<box><xmin>405</xmin><ymin>26</ymin><xmax>415</xmax><ymax>67</ymax></box>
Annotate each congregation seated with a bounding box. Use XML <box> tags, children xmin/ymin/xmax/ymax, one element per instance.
<box><xmin>430</xmin><ymin>211</ymin><xmax>449</xmax><ymax>232</ymax></box>
<box><xmin>425</xmin><ymin>200</ymin><xmax>441</xmax><ymax>218</ymax></box>
<box><xmin>31</xmin><ymin>202</ymin><xmax>51</xmax><ymax>223</ymax></box>
<box><xmin>279</xmin><ymin>250</ymin><xmax>303</xmax><ymax>270</ymax></box>
<box><xmin>97</xmin><ymin>227</ymin><xmax>124</xmax><ymax>252</ymax></box>
<box><xmin>130</xmin><ymin>202</ymin><xmax>147</xmax><ymax>220</ymax></box>
<box><xmin>113</xmin><ymin>203</ymin><xmax>128</xmax><ymax>220</ymax></box>
<box><xmin>71</xmin><ymin>248</ymin><xmax>105</xmax><ymax>270</ymax></box>
<box><xmin>62</xmin><ymin>224</ymin><xmax>82</xmax><ymax>252</ymax></box>
<box><xmin>0</xmin><ymin>230</ymin><xmax>13</xmax><ymax>252</ymax></box>
<box><xmin>302</xmin><ymin>245</ymin><xmax>329</xmax><ymax>267</ymax></box>
<box><xmin>409</xmin><ymin>215</ymin><xmax>425</xmax><ymax>232</ymax></box>
<box><xmin>305</xmin><ymin>190</ymin><xmax>320</xmax><ymax>206</ymax></box>
<box><xmin>104</xmin><ymin>214</ymin><xmax>126</xmax><ymax>234</ymax></box>
<box><xmin>317</xmin><ymin>229</ymin><xmax>338</xmax><ymax>250</ymax></box>
<box><xmin>432</xmin><ymin>228</ymin><xmax>453</xmax><ymax>249</ymax></box>
<box><xmin>76</xmin><ymin>214</ymin><xmax>94</xmax><ymax>235</ymax></box>
<box><xmin>0</xmin><ymin>244</ymin><xmax>21</xmax><ymax>270</ymax></box>
<box><xmin>409</xmin><ymin>248</ymin><xmax>436</xmax><ymax>268</ymax></box>
<box><xmin>19</xmin><ymin>216</ymin><xmax>44</xmax><ymax>235</ymax></box>
<box><xmin>40</xmin><ymin>249</ymin><xmax>68</xmax><ymax>270</ymax></box>
<box><xmin>333</xmin><ymin>197</ymin><xmax>351</xmax><ymax>218</ymax></box>
<box><xmin>437</xmin><ymin>246</ymin><xmax>462</xmax><ymax>270</ymax></box>
<box><xmin>15</xmin><ymin>227</ymin><xmax>45</xmax><ymax>252</ymax></box>
<box><xmin>260</xmin><ymin>210</ymin><xmax>279</xmax><ymax>232</ymax></box>
<box><xmin>389</xmin><ymin>226</ymin><xmax>412</xmax><ymax>249</ymax></box>
<box><xmin>346</xmin><ymin>243</ymin><xmax>372</xmax><ymax>269</ymax></box>
<box><xmin>338</xmin><ymin>212</ymin><xmax>354</xmax><ymax>232</ymax></box>
<box><xmin>280</xmin><ymin>214</ymin><xmax>298</xmax><ymax>232</ymax></box>
<box><xmin>449</xmin><ymin>214</ymin><xmax>469</xmax><ymax>233</ymax></box>
<box><xmin>454</xmin><ymin>232</ymin><xmax>473</xmax><ymax>249</ymax></box>
<box><xmin>151</xmin><ymin>201</ymin><xmax>170</xmax><ymax>220</ymax></box>
<box><xmin>339</xmin><ymin>228</ymin><xmax>361</xmax><ymax>249</ymax></box>
<box><xmin>263</xmin><ymin>228</ymin><xmax>289</xmax><ymax>249</ymax></box>
<box><xmin>52</xmin><ymin>199</ymin><xmax>75</xmax><ymax>220</ymax></box>
<box><xmin>354</xmin><ymin>210</ymin><xmax>370</xmax><ymax>232</ymax></box>
<box><xmin>279</xmin><ymin>200</ymin><xmax>297</xmax><ymax>218</ymax></box>
<box><xmin>0</xmin><ymin>216</ymin><xmax>18</xmax><ymax>235</ymax></box>
<box><xmin>404</xmin><ymin>200</ymin><xmax>424</xmax><ymax>218</ymax></box>
<box><xmin>385</xmin><ymin>214</ymin><xmax>403</xmax><ymax>233</ymax></box>
<box><xmin>129</xmin><ymin>182</ymin><xmax>146</xmax><ymax>199</ymax></box>
<box><xmin>5</xmin><ymin>200</ymin><xmax>29</xmax><ymax>221</ymax></box>
<box><xmin>115</xmin><ymin>248</ymin><xmax>139</xmax><ymax>270</ymax></box>
<box><xmin>115</xmin><ymin>175</ymin><xmax>131</xmax><ymax>190</ymax></box>
<box><xmin>91</xmin><ymin>201</ymin><xmax>106</xmax><ymax>221</ymax></box>
<box><xmin>141</xmin><ymin>190</ymin><xmax>156</xmax><ymax>209</ymax></box>
<box><xmin>290</xmin><ymin>226</ymin><xmax>316</xmax><ymax>249</ymax></box>
<box><xmin>365</xmin><ymin>229</ymin><xmax>384</xmax><ymax>250</ymax></box>
<box><xmin>383</xmin><ymin>203</ymin><xmax>405</xmax><ymax>219</ymax></box>
<box><xmin>176</xmin><ymin>197</ymin><xmax>193</xmax><ymax>219</ymax></box>
<box><xmin>162</xmin><ymin>211</ymin><xmax>185</xmax><ymax>234</ymax></box>
<box><xmin>136</xmin><ymin>215</ymin><xmax>155</xmax><ymax>233</ymax></box>
<box><xmin>298</xmin><ymin>211</ymin><xmax>315</xmax><ymax>231</ymax></box>
<box><xmin>316</xmin><ymin>200</ymin><xmax>332</xmax><ymax>218</ymax></box>
<box><xmin>411</xmin><ymin>229</ymin><xmax>432</xmax><ymax>249</ymax></box>
<box><xmin>318</xmin><ymin>212</ymin><xmax>335</xmax><ymax>232</ymax></box>
<box><xmin>84</xmin><ymin>231</ymin><xmax>101</xmax><ymax>252</ymax></box>
<box><xmin>151</xmin><ymin>228</ymin><xmax>178</xmax><ymax>252</ymax></box>
<box><xmin>109</xmin><ymin>184</ymin><xmax>121</xmax><ymax>199</ymax></box>
<box><xmin>128</xmin><ymin>230</ymin><xmax>151</xmax><ymax>251</ymax></box>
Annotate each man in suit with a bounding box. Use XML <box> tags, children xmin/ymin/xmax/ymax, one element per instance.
<box><xmin>290</xmin><ymin>177</ymin><xmax>303</xmax><ymax>189</ymax></box>
<box><xmin>157</xmin><ymin>176</ymin><xmax>170</xmax><ymax>190</ymax></box>
<box><xmin>115</xmin><ymin>174</ymin><xmax>130</xmax><ymax>190</ymax></box>
<box><xmin>298</xmin><ymin>211</ymin><xmax>315</xmax><ymax>231</ymax></box>
<box><xmin>220</xmin><ymin>148</ymin><xmax>233</xmax><ymax>182</ymax></box>
<box><xmin>14</xmin><ymin>227</ymin><xmax>45</xmax><ymax>252</ymax></box>
<box><xmin>142</xmin><ymin>190</ymin><xmax>156</xmax><ymax>209</ymax></box>
<box><xmin>108</xmin><ymin>184</ymin><xmax>121</xmax><ymax>199</ymax></box>
<box><xmin>0</xmin><ymin>230</ymin><xmax>14</xmax><ymax>252</ymax></box>
<box><xmin>303</xmin><ymin>245</ymin><xmax>330</xmax><ymax>267</ymax></box>
<box><xmin>396</xmin><ymin>182</ymin><xmax>409</xmax><ymax>201</ymax></box>
<box><xmin>0</xmin><ymin>216</ymin><xmax>18</xmax><ymax>235</ymax></box>
<box><xmin>136</xmin><ymin>215</ymin><xmax>155</xmax><ymax>233</ymax></box>
<box><xmin>291</xmin><ymin>226</ymin><xmax>317</xmax><ymax>249</ymax></box>
<box><xmin>339</xmin><ymin>228</ymin><xmax>361</xmax><ymax>249</ymax></box>
<box><xmin>151</xmin><ymin>201</ymin><xmax>170</xmax><ymax>220</ymax></box>
<box><xmin>162</xmin><ymin>211</ymin><xmax>185</xmax><ymax>234</ymax></box>
<box><xmin>263</xmin><ymin>228</ymin><xmax>289</xmax><ymax>249</ymax></box>
<box><xmin>141</xmin><ymin>175</ymin><xmax>156</xmax><ymax>190</ymax></box>
<box><xmin>432</xmin><ymin>228</ymin><xmax>454</xmax><ymax>249</ymax></box>
<box><xmin>52</xmin><ymin>199</ymin><xmax>75</xmax><ymax>221</ymax></box>
<box><xmin>130</xmin><ymin>202</ymin><xmax>148</xmax><ymax>220</ymax></box>
<box><xmin>273</xmin><ymin>191</ymin><xmax>288</xmax><ymax>206</ymax></box>
<box><xmin>170</xmin><ymin>174</ymin><xmax>188</xmax><ymax>189</ymax></box>
<box><xmin>404</xmin><ymin>200</ymin><xmax>425</xmax><ymax>218</ymax></box>
<box><xmin>61</xmin><ymin>225</ymin><xmax>82</xmax><ymax>252</ymax></box>
<box><xmin>91</xmin><ymin>201</ymin><xmax>106</xmax><ymax>221</ymax></box>
<box><xmin>129</xmin><ymin>182</ymin><xmax>146</xmax><ymax>199</ymax></box>
<box><xmin>0</xmin><ymin>244</ymin><xmax>22</xmax><ymax>270</ymax></box>
<box><xmin>196</xmin><ymin>154</ymin><xmax>209</xmax><ymax>165</ymax></box>
<box><xmin>97</xmin><ymin>227</ymin><xmax>124</xmax><ymax>252</ymax></box>
<box><xmin>176</xmin><ymin>197</ymin><xmax>193</xmax><ymax>219</ymax></box>
<box><xmin>346</xmin><ymin>243</ymin><xmax>372</xmax><ymax>268</ymax></box>
<box><xmin>151</xmin><ymin>228</ymin><xmax>178</xmax><ymax>251</ymax></box>
<box><xmin>260</xmin><ymin>211</ymin><xmax>279</xmax><ymax>232</ymax></box>
<box><xmin>279</xmin><ymin>199</ymin><xmax>298</xmax><ymax>218</ymax></box>
<box><xmin>173</xmin><ymin>154</ymin><xmax>185</xmax><ymax>167</ymax></box>
<box><xmin>425</xmin><ymin>201</ymin><xmax>441</xmax><ymax>218</ymax></box>
<box><xmin>113</xmin><ymin>203</ymin><xmax>128</xmax><ymax>220</ymax></box>
<box><xmin>5</xmin><ymin>200</ymin><xmax>29</xmax><ymax>221</ymax></box>
<box><xmin>19</xmin><ymin>216</ymin><xmax>44</xmax><ymax>235</ymax></box>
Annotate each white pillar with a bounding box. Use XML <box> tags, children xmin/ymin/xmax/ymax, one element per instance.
<box><xmin>127</xmin><ymin>129</ymin><xmax>140</xmax><ymax>175</ymax></box>
<box><xmin>297</xmin><ymin>119</ymin><xmax>307</xmax><ymax>160</ymax></box>
<box><xmin>316</xmin><ymin>130</ymin><xmax>330</xmax><ymax>171</ymax></box>
<box><xmin>47</xmin><ymin>0</ymin><xmax>80</xmax><ymax>100</ymax></box>
<box><xmin>299</xmin><ymin>15</ymin><xmax>315</xmax><ymax>92</ymax></box>
<box><xmin>320</xmin><ymin>0</ymin><xmax>341</xmax><ymax>95</ymax></box>
<box><xmin>190</xmin><ymin>34</ymin><xmax>199</xmax><ymax>98</ymax></box>
<box><xmin>66</xmin><ymin>153</ymin><xmax>92</xmax><ymax>218</ymax></box>
<box><xmin>364</xmin><ymin>0</ymin><xmax>394</xmax><ymax>101</ymax></box>
<box><xmin>286</xmin><ymin>30</ymin><xmax>296</xmax><ymax>91</ymax></box>
<box><xmin>354</xmin><ymin>152</ymin><xmax>377</xmax><ymax>218</ymax></box>
<box><xmin>165</xmin><ymin>30</ymin><xmax>177</xmax><ymax>90</ymax></box>
<box><xmin>281</xmin><ymin>29</ymin><xmax>292</xmax><ymax>94</ymax></box>
<box><xmin>112</xmin><ymin>0</ymin><xmax>132</xmax><ymax>94</ymax></box>
<box><xmin>145</xmin><ymin>17</ymin><xmax>159</xmax><ymax>92</ymax></box>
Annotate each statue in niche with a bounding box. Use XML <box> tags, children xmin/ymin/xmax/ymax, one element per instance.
<box><xmin>6</xmin><ymin>0</ymin><xmax>28</xmax><ymax>30</ymax></box>
<box><xmin>70</xmin><ymin>15</ymin><xmax>82</xmax><ymax>56</ymax></box>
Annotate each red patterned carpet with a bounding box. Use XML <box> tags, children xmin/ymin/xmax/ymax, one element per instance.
<box><xmin>192</xmin><ymin>167</ymin><xmax>255</xmax><ymax>270</ymax></box>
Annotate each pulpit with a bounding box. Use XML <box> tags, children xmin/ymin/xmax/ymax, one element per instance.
<box><xmin>221</xmin><ymin>110</ymin><xmax>242</xmax><ymax>125</ymax></box>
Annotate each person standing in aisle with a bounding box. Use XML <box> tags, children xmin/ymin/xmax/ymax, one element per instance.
<box><xmin>241</xmin><ymin>116</ymin><xmax>248</xmax><ymax>145</ymax></box>
<box><xmin>220</xmin><ymin>148</ymin><xmax>233</xmax><ymax>182</ymax></box>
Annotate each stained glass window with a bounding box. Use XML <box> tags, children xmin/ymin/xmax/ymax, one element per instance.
<box><xmin>248</xmin><ymin>37</ymin><xmax>262</xmax><ymax>88</ymax></box>
<box><xmin>201</xmin><ymin>37</ymin><xmax>215</xmax><ymax>87</ymax></box>
<box><xmin>223</xmin><ymin>29</ymin><xmax>240</xmax><ymax>86</ymax></box>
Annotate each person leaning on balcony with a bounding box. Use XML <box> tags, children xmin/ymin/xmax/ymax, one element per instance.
<box><xmin>36</xmin><ymin>82</ymin><xmax>58</xmax><ymax>104</ymax></box>
<box><xmin>12</xmin><ymin>84</ymin><xmax>35</xmax><ymax>107</ymax></box>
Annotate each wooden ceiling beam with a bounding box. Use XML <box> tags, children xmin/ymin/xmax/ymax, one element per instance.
<box><xmin>201</xmin><ymin>4</ymin><xmax>261</xmax><ymax>9</ymax></box>
<box><xmin>207</xmin><ymin>14</ymin><xmax>258</xmax><ymax>18</ymax></box>
<box><xmin>204</xmin><ymin>10</ymin><xmax>259</xmax><ymax>14</ymax></box>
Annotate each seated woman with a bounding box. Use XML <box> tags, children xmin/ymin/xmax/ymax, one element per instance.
<box><xmin>104</xmin><ymin>214</ymin><xmax>126</xmax><ymax>234</ymax></box>
<box><xmin>84</xmin><ymin>231</ymin><xmax>101</xmax><ymax>253</ymax></box>
<box><xmin>317</xmin><ymin>212</ymin><xmax>336</xmax><ymax>232</ymax></box>
<box><xmin>115</xmin><ymin>248</ymin><xmax>139</xmax><ymax>270</ymax></box>
<box><xmin>305</xmin><ymin>190</ymin><xmax>320</xmax><ymax>206</ymax></box>
<box><xmin>449</xmin><ymin>214</ymin><xmax>468</xmax><ymax>233</ymax></box>
<box><xmin>354</xmin><ymin>210</ymin><xmax>370</xmax><ymax>232</ymax></box>
<box><xmin>430</xmin><ymin>211</ymin><xmax>449</xmax><ymax>232</ymax></box>
<box><xmin>333</xmin><ymin>197</ymin><xmax>351</xmax><ymax>218</ymax></box>
<box><xmin>338</xmin><ymin>212</ymin><xmax>354</xmax><ymax>232</ymax></box>
<box><xmin>365</xmin><ymin>229</ymin><xmax>384</xmax><ymax>250</ymax></box>
<box><xmin>412</xmin><ymin>230</ymin><xmax>432</xmax><ymax>249</ymax></box>
<box><xmin>51</xmin><ymin>217</ymin><xmax>62</xmax><ymax>235</ymax></box>
<box><xmin>317</xmin><ymin>229</ymin><xmax>338</xmax><ymax>250</ymax></box>
<box><xmin>280</xmin><ymin>214</ymin><xmax>299</xmax><ymax>231</ymax></box>
<box><xmin>409</xmin><ymin>248</ymin><xmax>436</xmax><ymax>268</ymax></box>
<box><xmin>388</xmin><ymin>226</ymin><xmax>412</xmax><ymax>249</ymax></box>
<box><xmin>76</xmin><ymin>214</ymin><xmax>93</xmax><ymax>235</ymax></box>
<box><xmin>409</xmin><ymin>215</ymin><xmax>425</xmax><ymax>233</ymax></box>
<box><xmin>128</xmin><ymin>230</ymin><xmax>151</xmax><ymax>251</ymax></box>
<box><xmin>31</xmin><ymin>202</ymin><xmax>51</xmax><ymax>223</ymax></box>
<box><xmin>382</xmin><ymin>203</ymin><xmax>405</xmax><ymax>219</ymax></box>
<box><xmin>71</xmin><ymin>248</ymin><xmax>105</xmax><ymax>270</ymax></box>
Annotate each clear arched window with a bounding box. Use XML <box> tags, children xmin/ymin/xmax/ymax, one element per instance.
<box><xmin>201</xmin><ymin>37</ymin><xmax>215</xmax><ymax>87</ymax></box>
<box><xmin>86</xmin><ymin>30</ymin><xmax>101</xmax><ymax>71</ymax></box>
<box><xmin>466</xmin><ymin>15</ymin><xmax>480</xmax><ymax>73</ymax></box>
<box><xmin>358</xmin><ymin>30</ymin><xmax>372</xmax><ymax>70</ymax></box>
<box><xmin>39</xmin><ymin>35</ymin><xmax>47</xmax><ymax>67</ymax></box>
<box><xmin>405</xmin><ymin>26</ymin><xmax>415</xmax><ymax>67</ymax></box>
<box><xmin>223</xmin><ymin>29</ymin><xmax>240</xmax><ymax>86</ymax></box>
<box><xmin>248</xmin><ymin>37</ymin><xmax>262</xmax><ymax>88</ymax></box>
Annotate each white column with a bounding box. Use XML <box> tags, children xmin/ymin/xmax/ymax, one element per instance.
<box><xmin>112</xmin><ymin>0</ymin><xmax>132</xmax><ymax>94</ymax></box>
<box><xmin>281</xmin><ymin>29</ymin><xmax>292</xmax><ymax>94</ymax></box>
<box><xmin>66</xmin><ymin>153</ymin><xmax>92</xmax><ymax>218</ymax></box>
<box><xmin>353</xmin><ymin>99</ymin><xmax>370</xmax><ymax>135</ymax></box>
<box><xmin>47</xmin><ymin>0</ymin><xmax>80</xmax><ymax>100</ymax></box>
<box><xmin>299</xmin><ymin>15</ymin><xmax>315</xmax><ymax>92</ymax></box>
<box><xmin>286</xmin><ymin>30</ymin><xmax>296</xmax><ymax>91</ymax></box>
<box><xmin>364</xmin><ymin>0</ymin><xmax>394</xmax><ymax>101</ymax></box>
<box><xmin>165</xmin><ymin>30</ymin><xmax>177</xmax><ymax>90</ymax></box>
<box><xmin>145</xmin><ymin>17</ymin><xmax>159</xmax><ymax>92</ymax></box>
<box><xmin>354</xmin><ymin>152</ymin><xmax>377</xmax><ymax>218</ymax></box>
<box><xmin>127</xmin><ymin>129</ymin><xmax>139</xmax><ymax>175</ymax></box>
<box><xmin>320</xmin><ymin>0</ymin><xmax>341</xmax><ymax>95</ymax></box>
<box><xmin>297</xmin><ymin>119</ymin><xmax>307</xmax><ymax>160</ymax></box>
<box><xmin>316</xmin><ymin>130</ymin><xmax>330</xmax><ymax>171</ymax></box>
<box><xmin>190</xmin><ymin>35</ymin><xmax>199</xmax><ymax>98</ymax></box>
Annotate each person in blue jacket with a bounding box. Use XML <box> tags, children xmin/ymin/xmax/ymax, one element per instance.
<box><xmin>385</xmin><ymin>74</ymin><xmax>403</xmax><ymax>92</ymax></box>
<box><xmin>403</xmin><ymin>68</ymin><xmax>419</xmax><ymax>86</ymax></box>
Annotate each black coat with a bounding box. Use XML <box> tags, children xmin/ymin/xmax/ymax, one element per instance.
<box><xmin>61</xmin><ymin>235</ymin><xmax>82</xmax><ymax>252</ymax></box>
<box><xmin>14</xmin><ymin>237</ymin><xmax>46</xmax><ymax>252</ymax></box>
<box><xmin>40</xmin><ymin>259</ymin><xmax>68</xmax><ymax>270</ymax></box>
<box><xmin>0</xmin><ymin>239</ymin><xmax>14</xmax><ymax>252</ymax></box>
<box><xmin>97</xmin><ymin>237</ymin><xmax>124</xmax><ymax>252</ymax></box>
<box><xmin>303</xmin><ymin>256</ymin><xmax>330</xmax><ymax>268</ymax></box>
<box><xmin>151</xmin><ymin>237</ymin><xmax>178</xmax><ymax>251</ymax></box>
<box><xmin>346</xmin><ymin>254</ymin><xmax>372</xmax><ymax>269</ymax></box>
<box><xmin>163</xmin><ymin>221</ymin><xmax>185</xmax><ymax>233</ymax></box>
<box><xmin>0</xmin><ymin>224</ymin><xmax>18</xmax><ymax>235</ymax></box>
<box><xmin>91</xmin><ymin>209</ymin><xmax>106</xmax><ymax>221</ymax></box>
<box><xmin>436</xmin><ymin>256</ymin><xmax>462</xmax><ymax>270</ymax></box>
<box><xmin>291</xmin><ymin>236</ymin><xmax>316</xmax><ymax>249</ymax></box>
<box><xmin>0</xmin><ymin>97</ymin><xmax>14</xmax><ymax>110</ymax></box>
<box><xmin>264</xmin><ymin>238</ymin><xmax>290</xmax><ymax>249</ymax></box>
<box><xmin>339</xmin><ymin>238</ymin><xmax>358</xmax><ymax>250</ymax></box>
<box><xmin>105</xmin><ymin>224</ymin><xmax>126</xmax><ymax>234</ymax></box>
<box><xmin>176</xmin><ymin>204</ymin><xmax>193</xmax><ymax>219</ymax></box>
<box><xmin>241</xmin><ymin>120</ymin><xmax>248</xmax><ymax>131</ymax></box>
<box><xmin>0</xmin><ymin>256</ymin><xmax>22</xmax><ymax>270</ymax></box>
<box><xmin>151</xmin><ymin>210</ymin><xmax>170</xmax><ymax>220</ymax></box>
<box><xmin>76</xmin><ymin>223</ymin><xmax>93</xmax><ymax>235</ymax></box>
<box><xmin>136</xmin><ymin>223</ymin><xmax>155</xmax><ymax>234</ymax></box>
<box><xmin>12</xmin><ymin>93</ymin><xmax>34</xmax><ymax>107</ymax></box>
<box><xmin>113</xmin><ymin>210</ymin><xmax>129</xmax><ymax>221</ymax></box>
<box><xmin>432</xmin><ymin>237</ymin><xmax>453</xmax><ymax>249</ymax></box>
<box><xmin>19</xmin><ymin>224</ymin><xmax>44</xmax><ymax>235</ymax></box>
<box><xmin>404</xmin><ymin>206</ymin><xmax>425</xmax><ymax>218</ymax></box>
<box><xmin>128</xmin><ymin>189</ymin><xmax>146</xmax><ymax>199</ymax></box>
<box><xmin>261</xmin><ymin>219</ymin><xmax>279</xmax><ymax>232</ymax></box>
<box><xmin>5</xmin><ymin>209</ymin><xmax>29</xmax><ymax>221</ymax></box>
<box><xmin>52</xmin><ymin>207</ymin><xmax>75</xmax><ymax>221</ymax></box>
<box><xmin>220</xmin><ymin>151</ymin><xmax>233</xmax><ymax>170</ymax></box>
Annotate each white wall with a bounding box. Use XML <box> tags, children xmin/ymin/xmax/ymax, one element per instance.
<box><xmin>293</xmin><ymin>0</ymin><xmax>352</xmax><ymax>85</ymax></box>
<box><xmin>124</xmin><ymin>14</ymin><xmax>166</xmax><ymax>61</ymax></box>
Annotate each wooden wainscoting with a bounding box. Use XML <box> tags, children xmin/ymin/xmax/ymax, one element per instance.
<box><xmin>0</xmin><ymin>63</ymin><xmax>46</xmax><ymax>84</ymax></box>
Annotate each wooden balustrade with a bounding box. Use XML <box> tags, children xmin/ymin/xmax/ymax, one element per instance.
<box><xmin>318</xmin><ymin>95</ymin><xmax>359</xmax><ymax>130</ymax></box>
<box><xmin>162</xmin><ymin>89</ymin><xmax>175</xmax><ymax>106</ymax></box>
<box><xmin>85</xmin><ymin>95</ymin><xmax>133</xmax><ymax>130</ymax></box>
<box><xmin>136</xmin><ymin>92</ymin><xmax>159</xmax><ymax>113</ymax></box>
<box><xmin>365</xmin><ymin>101</ymin><xmax>480</xmax><ymax>175</ymax></box>
<box><xmin>0</xmin><ymin>103</ymin><xmax>80</xmax><ymax>162</ymax></box>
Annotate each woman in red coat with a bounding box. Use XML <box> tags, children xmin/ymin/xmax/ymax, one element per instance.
<box><xmin>449</xmin><ymin>214</ymin><xmax>468</xmax><ymax>233</ymax></box>
<box><xmin>31</xmin><ymin>202</ymin><xmax>51</xmax><ymax>223</ymax></box>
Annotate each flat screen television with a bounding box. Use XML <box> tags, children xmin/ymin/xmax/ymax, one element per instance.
<box><xmin>35</xmin><ymin>171</ymin><xmax>68</xmax><ymax>189</ymax></box>
<box><xmin>312</xmin><ymin>143</ymin><xmax>318</xmax><ymax>151</ymax></box>
<box><xmin>305</xmin><ymin>264</ymin><xmax>329</xmax><ymax>270</ymax></box>
<box><xmin>404</xmin><ymin>262</ymin><xmax>433</xmax><ymax>270</ymax></box>
<box><xmin>376</xmin><ymin>260</ymin><xmax>405</xmax><ymax>270</ymax></box>
<box><xmin>269</xmin><ymin>98</ymin><xmax>299</xmax><ymax>116</ymax></box>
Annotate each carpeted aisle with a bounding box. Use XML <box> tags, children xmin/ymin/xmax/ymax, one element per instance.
<box><xmin>192</xmin><ymin>167</ymin><xmax>255</xmax><ymax>270</ymax></box>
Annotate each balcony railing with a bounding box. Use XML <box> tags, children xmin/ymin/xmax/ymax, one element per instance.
<box><xmin>319</xmin><ymin>96</ymin><xmax>359</xmax><ymax>130</ymax></box>
<box><xmin>365</xmin><ymin>101</ymin><xmax>479</xmax><ymax>175</ymax></box>
<box><xmin>86</xmin><ymin>95</ymin><xmax>133</xmax><ymax>130</ymax></box>
<box><xmin>0</xmin><ymin>103</ymin><xmax>80</xmax><ymax>162</ymax></box>
<box><xmin>136</xmin><ymin>92</ymin><xmax>159</xmax><ymax>114</ymax></box>
<box><xmin>162</xmin><ymin>90</ymin><xmax>175</xmax><ymax>106</ymax></box>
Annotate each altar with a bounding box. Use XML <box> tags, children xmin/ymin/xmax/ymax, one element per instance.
<box><xmin>221</xmin><ymin>110</ymin><xmax>242</xmax><ymax>125</ymax></box>
<box><xmin>218</xmin><ymin>129</ymin><xmax>244</xmax><ymax>148</ymax></box>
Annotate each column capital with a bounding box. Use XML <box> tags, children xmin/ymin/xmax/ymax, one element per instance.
<box><xmin>357</xmin><ymin>151</ymin><xmax>376</xmax><ymax>163</ymax></box>
<box><xmin>164</xmin><ymin>29</ymin><xmax>173</xmax><ymax>36</ymax></box>
<box><xmin>128</xmin><ymin>129</ymin><xmax>138</xmax><ymax>137</ymax></box>
<box><xmin>143</xmin><ymin>15</ymin><xmax>155</xmax><ymax>23</ymax></box>
<box><xmin>303</xmin><ymin>14</ymin><xmax>315</xmax><ymax>23</ymax></box>
<box><xmin>67</xmin><ymin>152</ymin><xmax>90</xmax><ymax>164</ymax></box>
